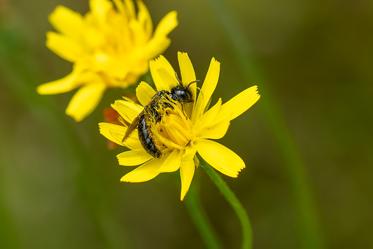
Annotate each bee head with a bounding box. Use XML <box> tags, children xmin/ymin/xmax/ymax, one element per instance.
<box><xmin>170</xmin><ymin>85</ymin><xmax>193</xmax><ymax>103</ymax></box>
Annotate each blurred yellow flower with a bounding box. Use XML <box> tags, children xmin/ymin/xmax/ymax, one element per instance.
<box><xmin>99</xmin><ymin>52</ymin><xmax>260</xmax><ymax>200</ymax></box>
<box><xmin>37</xmin><ymin>0</ymin><xmax>178</xmax><ymax>121</ymax></box>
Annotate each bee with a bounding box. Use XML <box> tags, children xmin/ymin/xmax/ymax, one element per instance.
<box><xmin>122</xmin><ymin>81</ymin><xmax>197</xmax><ymax>158</ymax></box>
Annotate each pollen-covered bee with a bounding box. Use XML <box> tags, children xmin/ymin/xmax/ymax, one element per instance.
<box><xmin>122</xmin><ymin>81</ymin><xmax>196</xmax><ymax>158</ymax></box>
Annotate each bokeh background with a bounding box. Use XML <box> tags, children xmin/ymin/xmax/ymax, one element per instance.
<box><xmin>1</xmin><ymin>0</ymin><xmax>373</xmax><ymax>248</ymax></box>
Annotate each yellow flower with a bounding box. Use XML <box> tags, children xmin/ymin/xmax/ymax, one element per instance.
<box><xmin>37</xmin><ymin>0</ymin><xmax>178</xmax><ymax>121</ymax></box>
<box><xmin>99</xmin><ymin>52</ymin><xmax>260</xmax><ymax>200</ymax></box>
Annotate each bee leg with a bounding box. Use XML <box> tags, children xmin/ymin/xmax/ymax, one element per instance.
<box><xmin>122</xmin><ymin>115</ymin><xmax>140</xmax><ymax>142</ymax></box>
<box><xmin>118</xmin><ymin>116</ymin><xmax>130</xmax><ymax>126</ymax></box>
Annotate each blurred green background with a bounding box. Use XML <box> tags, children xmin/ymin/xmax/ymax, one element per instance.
<box><xmin>1</xmin><ymin>0</ymin><xmax>373</xmax><ymax>248</ymax></box>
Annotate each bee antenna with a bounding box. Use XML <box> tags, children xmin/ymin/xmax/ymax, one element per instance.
<box><xmin>174</xmin><ymin>72</ymin><xmax>182</xmax><ymax>86</ymax></box>
<box><xmin>187</xmin><ymin>80</ymin><xmax>200</xmax><ymax>88</ymax></box>
<box><xmin>174</xmin><ymin>72</ymin><xmax>200</xmax><ymax>89</ymax></box>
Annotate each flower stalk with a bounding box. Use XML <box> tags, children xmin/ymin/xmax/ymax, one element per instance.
<box><xmin>185</xmin><ymin>181</ymin><xmax>222</xmax><ymax>249</ymax></box>
<box><xmin>201</xmin><ymin>159</ymin><xmax>253</xmax><ymax>249</ymax></box>
<box><xmin>206</xmin><ymin>0</ymin><xmax>324</xmax><ymax>248</ymax></box>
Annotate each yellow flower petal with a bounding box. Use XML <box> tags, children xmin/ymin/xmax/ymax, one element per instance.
<box><xmin>117</xmin><ymin>150</ymin><xmax>152</xmax><ymax>166</ymax></box>
<box><xmin>81</xmin><ymin>25</ymin><xmax>105</xmax><ymax>49</ymax></box>
<box><xmin>177</xmin><ymin>52</ymin><xmax>197</xmax><ymax>101</ymax></box>
<box><xmin>220</xmin><ymin>85</ymin><xmax>260</xmax><ymax>121</ymax></box>
<box><xmin>157</xmin><ymin>68</ymin><xmax>179</xmax><ymax>89</ymax></box>
<box><xmin>113</xmin><ymin>0</ymin><xmax>125</xmax><ymax>13</ymax></box>
<box><xmin>66</xmin><ymin>83</ymin><xmax>106</xmax><ymax>122</ymax></box>
<box><xmin>193</xmin><ymin>58</ymin><xmax>220</xmax><ymax>121</ymax></box>
<box><xmin>196</xmin><ymin>98</ymin><xmax>222</xmax><ymax>127</ymax></box>
<box><xmin>154</xmin><ymin>11</ymin><xmax>178</xmax><ymax>38</ymax></box>
<box><xmin>46</xmin><ymin>32</ymin><xmax>83</xmax><ymax>62</ymax></box>
<box><xmin>49</xmin><ymin>5</ymin><xmax>83</xmax><ymax>39</ymax></box>
<box><xmin>37</xmin><ymin>72</ymin><xmax>78</xmax><ymax>95</ymax></box>
<box><xmin>179</xmin><ymin>151</ymin><xmax>196</xmax><ymax>201</ymax></box>
<box><xmin>150</xmin><ymin>55</ymin><xmax>178</xmax><ymax>91</ymax></box>
<box><xmin>136</xmin><ymin>81</ymin><xmax>156</xmax><ymax>106</ymax></box>
<box><xmin>160</xmin><ymin>150</ymin><xmax>182</xmax><ymax>173</ymax></box>
<box><xmin>99</xmin><ymin>122</ymin><xmax>141</xmax><ymax>149</ymax></box>
<box><xmin>196</xmin><ymin>139</ymin><xmax>245</xmax><ymax>178</ymax></box>
<box><xmin>111</xmin><ymin>100</ymin><xmax>143</xmax><ymax>123</ymax></box>
<box><xmin>199</xmin><ymin>121</ymin><xmax>230</xmax><ymax>140</ymax></box>
<box><xmin>99</xmin><ymin>122</ymin><xmax>126</xmax><ymax>145</ymax></box>
<box><xmin>130</xmin><ymin>20</ymin><xmax>147</xmax><ymax>45</ymax></box>
<box><xmin>90</xmin><ymin>0</ymin><xmax>113</xmax><ymax>23</ymax></box>
<box><xmin>142</xmin><ymin>38</ymin><xmax>171</xmax><ymax>60</ymax></box>
<box><xmin>124</xmin><ymin>0</ymin><xmax>135</xmax><ymax>18</ymax></box>
<box><xmin>137</xmin><ymin>0</ymin><xmax>153</xmax><ymax>37</ymax></box>
<box><xmin>121</xmin><ymin>158</ymin><xmax>163</xmax><ymax>183</ymax></box>
<box><xmin>195</xmin><ymin>99</ymin><xmax>230</xmax><ymax>139</ymax></box>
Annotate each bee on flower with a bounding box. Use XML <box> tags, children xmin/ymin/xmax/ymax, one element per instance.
<box><xmin>99</xmin><ymin>52</ymin><xmax>260</xmax><ymax>200</ymax></box>
<box><xmin>37</xmin><ymin>0</ymin><xmax>178</xmax><ymax>121</ymax></box>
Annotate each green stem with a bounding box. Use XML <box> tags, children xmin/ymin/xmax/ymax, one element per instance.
<box><xmin>185</xmin><ymin>180</ymin><xmax>222</xmax><ymax>249</ymax></box>
<box><xmin>201</xmin><ymin>160</ymin><xmax>253</xmax><ymax>249</ymax></box>
<box><xmin>206</xmin><ymin>1</ymin><xmax>324</xmax><ymax>248</ymax></box>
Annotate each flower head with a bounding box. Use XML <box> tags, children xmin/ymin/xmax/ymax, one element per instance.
<box><xmin>37</xmin><ymin>0</ymin><xmax>178</xmax><ymax>121</ymax></box>
<box><xmin>99</xmin><ymin>52</ymin><xmax>260</xmax><ymax>200</ymax></box>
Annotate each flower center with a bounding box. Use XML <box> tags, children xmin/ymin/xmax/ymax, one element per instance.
<box><xmin>151</xmin><ymin>103</ymin><xmax>194</xmax><ymax>153</ymax></box>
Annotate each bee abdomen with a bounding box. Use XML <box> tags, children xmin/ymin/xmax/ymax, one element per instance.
<box><xmin>137</xmin><ymin>115</ymin><xmax>161</xmax><ymax>158</ymax></box>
